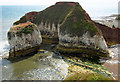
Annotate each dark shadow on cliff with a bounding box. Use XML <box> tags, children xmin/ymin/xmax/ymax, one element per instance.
<box><xmin>8</xmin><ymin>44</ymin><xmax>57</xmax><ymax>63</ymax></box>
<box><xmin>53</xmin><ymin>51</ymin><xmax>102</xmax><ymax>64</ymax></box>
<box><xmin>7</xmin><ymin>51</ymin><xmax>38</xmax><ymax>63</ymax></box>
<box><xmin>40</xmin><ymin>43</ymin><xmax>57</xmax><ymax>51</ymax></box>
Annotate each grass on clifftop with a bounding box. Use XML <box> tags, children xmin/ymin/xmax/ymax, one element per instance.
<box><xmin>60</xmin><ymin>5</ymin><xmax>97</xmax><ymax>37</ymax></box>
<box><xmin>16</xmin><ymin>24</ymin><xmax>35</xmax><ymax>37</ymax></box>
<box><xmin>34</xmin><ymin>4</ymin><xmax>73</xmax><ymax>25</ymax></box>
<box><xmin>8</xmin><ymin>22</ymin><xmax>37</xmax><ymax>40</ymax></box>
<box><xmin>13</xmin><ymin>2</ymin><xmax>98</xmax><ymax>38</ymax></box>
<box><xmin>14</xmin><ymin>3</ymin><xmax>75</xmax><ymax>26</ymax></box>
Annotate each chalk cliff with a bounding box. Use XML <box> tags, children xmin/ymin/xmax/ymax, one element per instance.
<box><xmin>58</xmin><ymin>5</ymin><xmax>107</xmax><ymax>49</ymax></box>
<box><xmin>10</xmin><ymin>2</ymin><xmax>109</xmax><ymax>58</ymax></box>
<box><xmin>55</xmin><ymin>2</ymin><xmax>109</xmax><ymax>58</ymax></box>
<box><xmin>8</xmin><ymin>21</ymin><xmax>42</xmax><ymax>59</ymax></box>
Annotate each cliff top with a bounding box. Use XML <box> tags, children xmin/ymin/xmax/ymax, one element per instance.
<box><xmin>9</xmin><ymin>21</ymin><xmax>37</xmax><ymax>33</ymax></box>
<box><xmin>55</xmin><ymin>2</ymin><xmax>79</xmax><ymax>6</ymax></box>
<box><xmin>13</xmin><ymin>2</ymin><xmax>80</xmax><ymax>25</ymax></box>
<box><xmin>11</xmin><ymin>21</ymin><xmax>33</xmax><ymax>29</ymax></box>
<box><xmin>13</xmin><ymin>1</ymin><xmax>99</xmax><ymax>37</ymax></box>
<box><xmin>59</xmin><ymin>5</ymin><xmax>98</xmax><ymax>37</ymax></box>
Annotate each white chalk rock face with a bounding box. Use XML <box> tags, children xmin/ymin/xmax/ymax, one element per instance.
<box><xmin>56</xmin><ymin>5</ymin><xmax>109</xmax><ymax>58</ymax></box>
<box><xmin>58</xmin><ymin>29</ymin><xmax>109</xmax><ymax>58</ymax></box>
<box><xmin>38</xmin><ymin>21</ymin><xmax>60</xmax><ymax>36</ymax></box>
<box><xmin>59</xmin><ymin>31</ymin><xmax>108</xmax><ymax>51</ymax></box>
<box><xmin>8</xmin><ymin>21</ymin><xmax>42</xmax><ymax>59</ymax></box>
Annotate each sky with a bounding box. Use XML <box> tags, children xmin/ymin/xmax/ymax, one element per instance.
<box><xmin>0</xmin><ymin>0</ymin><xmax>119</xmax><ymax>18</ymax></box>
<box><xmin>0</xmin><ymin>0</ymin><xmax>119</xmax><ymax>6</ymax></box>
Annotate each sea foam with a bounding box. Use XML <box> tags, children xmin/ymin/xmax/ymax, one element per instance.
<box><xmin>0</xmin><ymin>40</ymin><xmax>9</xmax><ymax>58</ymax></box>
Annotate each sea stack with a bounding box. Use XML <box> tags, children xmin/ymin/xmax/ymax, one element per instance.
<box><xmin>8</xmin><ymin>21</ymin><xmax>42</xmax><ymax>59</ymax></box>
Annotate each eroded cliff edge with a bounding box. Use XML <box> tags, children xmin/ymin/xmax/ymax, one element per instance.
<box><xmin>8</xmin><ymin>21</ymin><xmax>42</xmax><ymax>59</ymax></box>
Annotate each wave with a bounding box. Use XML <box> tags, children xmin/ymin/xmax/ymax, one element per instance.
<box><xmin>0</xmin><ymin>39</ymin><xmax>10</xmax><ymax>58</ymax></box>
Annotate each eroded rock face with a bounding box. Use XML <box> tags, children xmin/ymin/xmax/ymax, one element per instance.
<box><xmin>56</xmin><ymin>3</ymin><xmax>109</xmax><ymax>58</ymax></box>
<box><xmin>58</xmin><ymin>5</ymin><xmax>107</xmax><ymax>49</ymax></box>
<box><xmin>59</xmin><ymin>32</ymin><xmax>108</xmax><ymax>50</ymax></box>
<box><xmin>8</xmin><ymin>21</ymin><xmax>42</xmax><ymax>59</ymax></box>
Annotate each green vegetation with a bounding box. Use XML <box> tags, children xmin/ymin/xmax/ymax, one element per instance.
<box><xmin>14</xmin><ymin>3</ymin><xmax>74</xmax><ymax>26</ymax></box>
<box><xmin>13</xmin><ymin>2</ymin><xmax>100</xmax><ymax>38</ymax></box>
<box><xmin>60</xmin><ymin>5</ymin><xmax>97</xmax><ymax>37</ymax></box>
<box><xmin>16</xmin><ymin>25</ymin><xmax>34</xmax><ymax>37</ymax></box>
<box><xmin>64</xmin><ymin>73</ymin><xmax>111</xmax><ymax>80</ymax></box>
<box><xmin>63</xmin><ymin>56</ymin><xmax>111</xmax><ymax>75</ymax></box>
<box><xmin>42</xmin><ymin>35</ymin><xmax>59</xmax><ymax>44</ymax></box>
<box><xmin>21</xmin><ymin>25</ymin><xmax>34</xmax><ymax>34</ymax></box>
<box><xmin>13</xmin><ymin>2</ymin><xmax>101</xmax><ymax>38</ymax></box>
<box><xmin>55</xmin><ymin>45</ymin><xmax>109</xmax><ymax>59</ymax></box>
<box><xmin>34</xmin><ymin>3</ymin><xmax>74</xmax><ymax>26</ymax></box>
<box><xmin>62</xmin><ymin>56</ymin><xmax>112</xmax><ymax>81</ymax></box>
